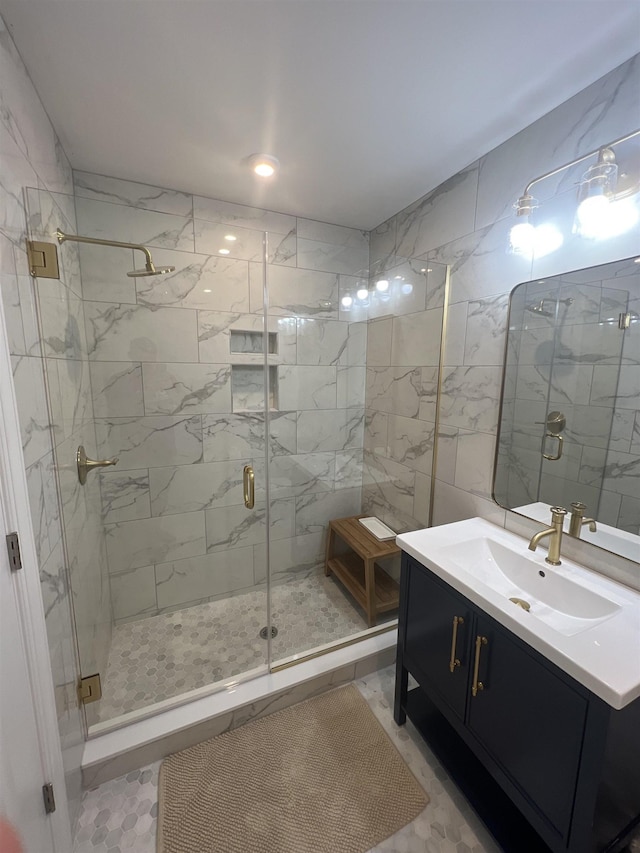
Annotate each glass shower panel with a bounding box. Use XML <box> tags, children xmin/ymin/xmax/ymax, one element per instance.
<box><xmin>26</xmin><ymin>189</ymin><xmax>272</xmax><ymax>730</ymax></box>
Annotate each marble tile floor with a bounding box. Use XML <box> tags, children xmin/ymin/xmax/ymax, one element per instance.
<box><xmin>75</xmin><ymin>666</ymin><xmax>503</xmax><ymax>853</ymax></box>
<box><xmin>98</xmin><ymin>570</ymin><xmax>396</xmax><ymax>722</ymax></box>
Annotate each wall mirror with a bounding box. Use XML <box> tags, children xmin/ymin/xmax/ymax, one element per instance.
<box><xmin>493</xmin><ymin>256</ymin><xmax>639</xmax><ymax>564</ymax></box>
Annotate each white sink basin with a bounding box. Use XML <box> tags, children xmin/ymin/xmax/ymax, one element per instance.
<box><xmin>438</xmin><ymin>537</ymin><xmax>620</xmax><ymax>636</ymax></box>
<box><xmin>397</xmin><ymin>518</ymin><xmax>640</xmax><ymax>709</ymax></box>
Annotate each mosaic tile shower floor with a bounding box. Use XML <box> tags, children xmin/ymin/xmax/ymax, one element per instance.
<box><xmin>74</xmin><ymin>667</ymin><xmax>503</xmax><ymax>853</ymax></box>
<box><xmin>99</xmin><ymin>570</ymin><xmax>395</xmax><ymax>721</ymax></box>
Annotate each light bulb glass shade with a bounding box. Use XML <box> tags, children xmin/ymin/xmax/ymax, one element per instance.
<box><xmin>575</xmin><ymin>194</ymin><xmax>639</xmax><ymax>240</ymax></box>
<box><xmin>532</xmin><ymin>223</ymin><xmax>563</xmax><ymax>258</ymax></box>
<box><xmin>356</xmin><ymin>288</ymin><xmax>369</xmax><ymax>300</ymax></box>
<box><xmin>509</xmin><ymin>221</ymin><xmax>536</xmax><ymax>254</ymax></box>
<box><xmin>375</xmin><ymin>279</ymin><xmax>389</xmax><ymax>292</ymax></box>
<box><xmin>401</xmin><ymin>283</ymin><xmax>413</xmax><ymax>295</ymax></box>
<box><xmin>341</xmin><ymin>295</ymin><xmax>353</xmax><ymax>308</ymax></box>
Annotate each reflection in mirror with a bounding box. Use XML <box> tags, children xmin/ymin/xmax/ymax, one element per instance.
<box><xmin>494</xmin><ymin>256</ymin><xmax>639</xmax><ymax>564</ymax></box>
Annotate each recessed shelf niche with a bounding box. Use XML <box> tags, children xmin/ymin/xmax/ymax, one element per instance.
<box><xmin>230</xmin><ymin>330</ymin><xmax>278</xmax><ymax>355</ymax></box>
<box><xmin>231</xmin><ymin>366</ymin><xmax>278</xmax><ymax>411</ymax></box>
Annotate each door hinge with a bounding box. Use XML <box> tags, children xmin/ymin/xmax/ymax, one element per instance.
<box><xmin>42</xmin><ymin>783</ymin><xmax>56</xmax><ymax>814</ymax></box>
<box><xmin>6</xmin><ymin>532</ymin><xmax>22</xmax><ymax>571</ymax></box>
<box><xmin>78</xmin><ymin>673</ymin><xmax>102</xmax><ymax>705</ymax></box>
<box><xmin>26</xmin><ymin>240</ymin><xmax>60</xmax><ymax>279</ymax></box>
<box><xmin>618</xmin><ymin>312</ymin><xmax>632</xmax><ymax>330</ymax></box>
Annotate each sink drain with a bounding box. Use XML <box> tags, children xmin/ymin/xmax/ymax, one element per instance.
<box><xmin>259</xmin><ymin>626</ymin><xmax>278</xmax><ymax>640</ymax></box>
<box><xmin>509</xmin><ymin>597</ymin><xmax>531</xmax><ymax>612</ymax></box>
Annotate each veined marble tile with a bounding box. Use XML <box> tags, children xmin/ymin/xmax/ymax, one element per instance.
<box><xmin>366</xmin><ymin>317</ymin><xmax>392</xmax><ymax>367</ymax></box>
<box><xmin>516</xmin><ymin>363</ymin><xmax>595</xmax><ymax>407</ymax></box>
<box><xmin>193</xmin><ymin>196</ymin><xmax>296</xmax><ymax>234</ymax></box>
<box><xmin>46</xmin><ymin>356</ymin><xmax>92</xmax><ymax>443</ymax></box>
<box><xmin>556</xmin><ymin>319</ymin><xmax>629</xmax><ymax>366</ymax></box>
<box><xmin>1</xmin><ymin>270</ymin><xmax>26</xmax><ymax>355</ymax></box>
<box><xmin>136</xmin><ymin>251</ymin><xmax>250</xmax><ymax>311</ymax></box>
<box><xmin>443</xmin><ymin>300</ymin><xmax>468</xmax><ymax>367</ymax></box>
<box><xmin>155</xmin><ymin>548</ymin><xmax>254</xmax><ymax>608</ymax></box>
<box><xmin>278</xmin><ymin>365</ymin><xmax>337</xmax><ymax>410</ymax></box>
<box><xmin>294</xmin><ymin>488</ymin><xmax>362</xmax><ymax>536</ymax></box>
<box><xmin>592</xmin><ymin>365</ymin><xmax>640</xmax><ymax>408</ymax></box>
<box><xmin>202</xmin><ymin>411</ymin><xmax>297</xmax><ymax>461</ymax></box>
<box><xmin>253</xmin><ymin>533</ymin><xmax>326</xmax><ymax>584</ymax></box>
<box><xmin>99</xmin><ymin>469</ymin><xmax>151</xmax><ymax>525</ymax></box>
<box><xmin>11</xmin><ymin>355</ymin><xmax>52</xmax><ymax>467</ymax></box>
<box><xmin>428</xmin><ymin>217</ymin><xmax>532</xmax><ymax>305</ymax></box>
<box><xmin>335</xmin><ymin>449</ymin><xmax>364</xmax><ymax>489</ymax></box>
<box><xmin>205</xmin><ymin>499</ymin><xmax>294</xmax><ymax>552</ymax></box>
<box><xmin>198</xmin><ymin>312</ymin><xmax>296</xmax><ymax>364</ymax></box>
<box><xmin>90</xmin><ymin>362</ymin><xmax>144</xmax><ymax>418</ymax></box>
<box><xmin>369</xmin><ymin>217</ymin><xmax>397</xmax><ymax>267</ymax></box>
<box><xmin>268</xmin><ymin>452</ymin><xmax>335</xmax><ymax>499</ymax></box>
<box><xmin>338</xmin><ymin>275</ymin><xmax>370</xmax><ymax>323</ymax></box>
<box><xmin>618</xmin><ymin>494</ymin><xmax>640</xmax><ymax>535</ymax></box>
<box><xmin>75</xmin><ymin>197</ymin><xmax>194</xmax><ymax>252</ymax></box>
<box><xmin>631</xmin><ymin>412</ymin><xmax>640</xmax><ymax>457</ymax></box>
<box><xmin>439</xmin><ymin>366</ymin><xmax>502</xmax><ymax>433</ymax></box>
<box><xmin>95</xmin><ymin>415</ymin><xmax>202</xmax><ymax>470</ymax></box>
<box><xmin>413</xmin><ymin>470</ymin><xmax>432</xmax><ymax>528</ymax></box>
<box><xmin>367</xmin><ymin>260</ymin><xmax>429</xmax><ymax>319</ymax></box>
<box><xmin>109</xmin><ymin>565</ymin><xmax>157</xmax><ymax>621</ymax></box>
<box><xmin>336</xmin><ymin>365</ymin><xmax>366</xmax><ymax>408</ymax></box>
<box><xmin>74</xmin><ymin>172</ymin><xmax>192</xmax><ymax>216</ymax></box>
<box><xmin>364</xmin><ymin>410</ymin><xmax>389</xmax><ymax>456</ymax></box>
<box><xmin>464</xmin><ymin>295</ymin><xmax>509</xmax><ymax>366</ymax></box>
<box><xmin>297</xmin><ymin>408</ymin><xmax>364</xmax><ymax>453</ymax></box>
<box><xmin>363</xmin><ymin>452</ymin><xmax>415</xmax><ymax>519</ymax></box>
<box><xmin>195</xmin><ymin>219</ymin><xmax>295</xmax><ymax>266</ymax></box>
<box><xmin>365</xmin><ymin>366</ymin><xmax>423</xmax><ymax>417</ymax></box>
<box><xmin>297</xmin><ymin>218</ymin><xmax>368</xmax><ymax>249</ymax></box>
<box><xmin>565</xmin><ymin>404</ymin><xmax>617</xmax><ymax>450</ymax></box>
<box><xmin>250</xmin><ymin>264</ymin><xmax>339</xmax><ymax>318</ymax></box>
<box><xmin>149</xmin><ymin>459</ymin><xmax>249</xmax><ymax>516</ymax></box>
<box><xmin>78</xmin><ymin>243</ymin><xmax>137</xmax><ymax>304</ymax></box>
<box><xmin>297</xmin><ymin>236</ymin><xmax>369</xmax><ymax>277</ymax></box>
<box><xmin>432</xmin><ymin>479</ymin><xmax>506</xmax><ymax>528</ymax></box>
<box><xmin>386</xmin><ymin>414</ymin><xmax>435</xmax><ymax>475</ymax></box>
<box><xmin>296</xmin><ymin>318</ymin><xmax>351</xmax><ymax>365</ymax></box>
<box><xmin>417</xmin><ymin>366</ymin><xmax>439</xmax><ymax>424</ymax></box>
<box><xmin>26</xmin><ymin>452</ymin><xmax>60</xmax><ymax>565</ymax></box>
<box><xmin>142</xmin><ymin>363</ymin><xmax>231</xmax><ymax>415</ymax></box>
<box><xmin>396</xmin><ymin>162</ymin><xmax>479</xmax><ymax>259</ymax></box>
<box><xmin>609</xmin><ymin>409</ymin><xmax>635</xmax><ymax>454</ymax></box>
<box><xmin>37</xmin><ymin>280</ymin><xmax>87</xmax><ymax>360</ymax></box>
<box><xmin>391</xmin><ymin>309</ymin><xmax>443</xmax><ymax>367</ymax></box>
<box><xmin>105</xmin><ymin>512</ymin><xmax>205</xmax><ymax>573</ymax></box>
<box><xmin>435</xmin><ymin>425</ymin><xmax>459</xmax><ymax>486</ymax></box>
<box><xmin>346</xmin><ymin>321</ymin><xmax>367</xmax><ymax>366</ymax></box>
<box><xmin>85</xmin><ymin>302</ymin><xmax>198</xmax><ymax>363</ymax></box>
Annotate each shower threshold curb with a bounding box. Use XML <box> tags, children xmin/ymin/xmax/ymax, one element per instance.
<box><xmin>81</xmin><ymin>630</ymin><xmax>396</xmax><ymax>788</ymax></box>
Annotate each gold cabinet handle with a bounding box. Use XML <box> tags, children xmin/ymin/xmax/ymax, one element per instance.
<box><xmin>449</xmin><ymin>616</ymin><xmax>464</xmax><ymax>673</ymax></box>
<box><xmin>471</xmin><ymin>635</ymin><xmax>488</xmax><ymax>697</ymax></box>
<box><xmin>77</xmin><ymin>445</ymin><xmax>118</xmax><ymax>485</ymax></box>
<box><xmin>243</xmin><ymin>465</ymin><xmax>255</xmax><ymax>509</ymax></box>
<box><xmin>542</xmin><ymin>432</ymin><xmax>564</xmax><ymax>461</ymax></box>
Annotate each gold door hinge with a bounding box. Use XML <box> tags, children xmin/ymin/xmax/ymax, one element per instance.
<box><xmin>78</xmin><ymin>673</ymin><xmax>102</xmax><ymax>705</ymax></box>
<box><xmin>26</xmin><ymin>240</ymin><xmax>60</xmax><ymax>279</ymax></box>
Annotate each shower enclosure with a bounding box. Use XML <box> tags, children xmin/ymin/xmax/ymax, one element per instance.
<box><xmin>23</xmin><ymin>175</ymin><xmax>446</xmax><ymax>734</ymax></box>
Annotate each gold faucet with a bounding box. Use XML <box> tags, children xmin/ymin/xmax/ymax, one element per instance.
<box><xmin>568</xmin><ymin>501</ymin><xmax>597</xmax><ymax>538</ymax></box>
<box><xmin>528</xmin><ymin>506</ymin><xmax>568</xmax><ymax>566</ymax></box>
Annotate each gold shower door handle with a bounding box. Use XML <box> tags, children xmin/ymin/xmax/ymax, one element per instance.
<box><xmin>243</xmin><ymin>465</ymin><xmax>255</xmax><ymax>509</ymax></box>
<box><xmin>542</xmin><ymin>432</ymin><xmax>564</xmax><ymax>461</ymax></box>
<box><xmin>449</xmin><ymin>616</ymin><xmax>464</xmax><ymax>673</ymax></box>
<box><xmin>77</xmin><ymin>445</ymin><xmax>118</xmax><ymax>485</ymax></box>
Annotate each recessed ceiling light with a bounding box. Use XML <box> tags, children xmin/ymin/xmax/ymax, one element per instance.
<box><xmin>248</xmin><ymin>154</ymin><xmax>280</xmax><ymax>178</ymax></box>
<box><xmin>203</xmin><ymin>289</ymin><xmax>212</xmax><ymax>293</ymax></box>
<box><xmin>224</xmin><ymin>235</ymin><xmax>237</xmax><ymax>242</ymax></box>
<box><xmin>219</xmin><ymin>248</ymin><xmax>230</xmax><ymax>255</ymax></box>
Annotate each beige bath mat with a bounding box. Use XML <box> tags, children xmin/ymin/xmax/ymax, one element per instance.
<box><xmin>157</xmin><ymin>684</ymin><xmax>428</xmax><ymax>853</ymax></box>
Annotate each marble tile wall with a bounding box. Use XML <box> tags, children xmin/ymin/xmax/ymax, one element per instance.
<box><xmin>0</xmin><ymin>14</ymin><xmax>85</xmax><ymax>830</ymax></box>
<box><xmin>368</xmin><ymin>54</ymin><xmax>640</xmax><ymax>543</ymax></box>
<box><xmin>73</xmin><ymin>171</ymin><xmax>369</xmax><ymax>619</ymax></box>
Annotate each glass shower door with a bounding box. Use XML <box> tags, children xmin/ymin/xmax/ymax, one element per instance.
<box><xmin>25</xmin><ymin>189</ymin><xmax>272</xmax><ymax>729</ymax></box>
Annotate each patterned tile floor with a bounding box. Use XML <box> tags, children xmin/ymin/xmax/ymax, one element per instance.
<box><xmin>99</xmin><ymin>571</ymin><xmax>395</xmax><ymax>722</ymax></box>
<box><xmin>75</xmin><ymin>666</ymin><xmax>501</xmax><ymax>853</ymax></box>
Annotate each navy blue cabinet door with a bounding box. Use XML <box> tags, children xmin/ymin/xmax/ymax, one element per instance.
<box><xmin>467</xmin><ymin>615</ymin><xmax>588</xmax><ymax>841</ymax></box>
<box><xmin>404</xmin><ymin>559</ymin><xmax>471</xmax><ymax>721</ymax></box>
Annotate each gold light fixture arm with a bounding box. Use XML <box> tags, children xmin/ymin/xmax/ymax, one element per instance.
<box><xmin>56</xmin><ymin>229</ymin><xmax>155</xmax><ymax>271</ymax></box>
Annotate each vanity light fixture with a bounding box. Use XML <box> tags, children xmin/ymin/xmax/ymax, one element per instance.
<box><xmin>341</xmin><ymin>295</ymin><xmax>353</xmax><ymax>308</ymax></box>
<box><xmin>248</xmin><ymin>154</ymin><xmax>280</xmax><ymax>178</ymax></box>
<box><xmin>509</xmin><ymin>128</ymin><xmax>640</xmax><ymax>257</ymax></box>
<box><xmin>375</xmin><ymin>279</ymin><xmax>389</xmax><ymax>292</ymax></box>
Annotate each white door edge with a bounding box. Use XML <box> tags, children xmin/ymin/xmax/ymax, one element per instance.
<box><xmin>0</xmin><ymin>288</ymin><xmax>73</xmax><ymax>851</ymax></box>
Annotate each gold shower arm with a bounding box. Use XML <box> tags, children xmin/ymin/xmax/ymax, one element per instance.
<box><xmin>55</xmin><ymin>229</ymin><xmax>154</xmax><ymax>270</ymax></box>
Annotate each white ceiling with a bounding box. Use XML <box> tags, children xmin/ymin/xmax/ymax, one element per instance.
<box><xmin>1</xmin><ymin>1</ymin><xmax>639</xmax><ymax>230</ymax></box>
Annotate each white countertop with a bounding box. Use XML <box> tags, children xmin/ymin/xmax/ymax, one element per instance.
<box><xmin>397</xmin><ymin>518</ymin><xmax>640</xmax><ymax>710</ymax></box>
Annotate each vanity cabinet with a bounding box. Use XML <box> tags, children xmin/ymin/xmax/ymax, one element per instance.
<box><xmin>395</xmin><ymin>552</ymin><xmax>640</xmax><ymax>853</ymax></box>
